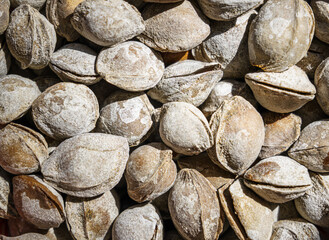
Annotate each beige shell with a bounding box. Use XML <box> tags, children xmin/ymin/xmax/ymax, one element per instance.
<box><xmin>0</xmin><ymin>0</ymin><xmax>10</xmax><ymax>35</ymax></box>
<box><xmin>12</xmin><ymin>175</ymin><xmax>65</xmax><ymax>229</ymax></box>
<box><xmin>6</xmin><ymin>4</ymin><xmax>56</xmax><ymax>70</ymax></box>
<box><xmin>112</xmin><ymin>203</ymin><xmax>163</xmax><ymax>240</ymax></box>
<box><xmin>288</xmin><ymin>120</ymin><xmax>329</xmax><ymax>172</ymax></box>
<box><xmin>0</xmin><ymin>75</ymin><xmax>41</xmax><ymax>124</ymax></box>
<box><xmin>260</xmin><ymin>112</ymin><xmax>301</xmax><ymax>159</ymax></box>
<box><xmin>207</xmin><ymin>96</ymin><xmax>265</xmax><ymax>175</ymax></box>
<box><xmin>0</xmin><ymin>37</ymin><xmax>11</xmax><ymax>77</ymax></box>
<box><xmin>0</xmin><ymin>123</ymin><xmax>48</xmax><ymax>175</ymax></box>
<box><xmin>159</xmin><ymin>102</ymin><xmax>213</xmax><ymax>155</ymax></box>
<box><xmin>96</xmin><ymin>91</ymin><xmax>154</xmax><ymax>147</ymax></box>
<box><xmin>32</xmin><ymin>82</ymin><xmax>99</xmax><ymax>140</ymax></box>
<box><xmin>50</xmin><ymin>43</ymin><xmax>101</xmax><ymax>85</ymax></box>
<box><xmin>0</xmin><ymin>233</ymin><xmax>49</xmax><ymax>240</ymax></box>
<box><xmin>71</xmin><ymin>0</ymin><xmax>145</xmax><ymax>47</ymax></box>
<box><xmin>314</xmin><ymin>57</ymin><xmax>329</xmax><ymax>115</ymax></box>
<box><xmin>125</xmin><ymin>142</ymin><xmax>177</xmax><ymax>202</ymax></box>
<box><xmin>96</xmin><ymin>41</ymin><xmax>164</xmax><ymax>91</ymax></box>
<box><xmin>10</xmin><ymin>0</ymin><xmax>46</xmax><ymax>10</ymax></box>
<box><xmin>138</xmin><ymin>0</ymin><xmax>210</xmax><ymax>52</ymax></box>
<box><xmin>248</xmin><ymin>0</ymin><xmax>314</xmax><ymax>72</ymax></box>
<box><xmin>295</xmin><ymin>172</ymin><xmax>329</xmax><ymax>227</ymax></box>
<box><xmin>0</xmin><ymin>168</ymin><xmax>16</xmax><ymax>219</ymax></box>
<box><xmin>65</xmin><ymin>190</ymin><xmax>120</xmax><ymax>240</ymax></box>
<box><xmin>245</xmin><ymin>66</ymin><xmax>316</xmax><ymax>113</ymax></box>
<box><xmin>311</xmin><ymin>0</ymin><xmax>329</xmax><ymax>44</ymax></box>
<box><xmin>168</xmin><ymin>168</ymin><xmax>224</xmax><ymax>240</ymax></box>
<box><xmin>41</xmin><ymin>133</ymin><xmax>129</xmax><ymax>197</ymax></box>
<box><xmin>244</xmin><ymin>156</ymin><xmax>312</xmax><ymax>203</ymax></box>
<box><xmin>147</xmin><ymin>60</ymin><xmax>223</xmax><ymax>107</ymax></box>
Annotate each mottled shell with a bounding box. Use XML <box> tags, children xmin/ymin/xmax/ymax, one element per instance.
<box><xmin>159</xmin><ymin>102</ymin><xmax>213</xmax><ymax>155</ymax></box>
<box><xmin>248</xmin><ymin>0</ymin><xmax>314</xmax><ymax>72</ymax></box>
<box><xmin>32</xmin><ymin>82</ymin><xmax>99</xmax><ymax>140</ymax></box>
<box><xmin>244</xmin><ymin>156</ymin><xmax>312</xmax><ymax>203</ymax></box>
<box><xmin>148</xmin><ymin>60</ymin><xmax>223</xmax><ymax>107</ymax></box>
<box><xmin>65</xmin><ymin>190</ymin><xmax>120</xmax><ymax>240</ymax></box>
<box><xmin>0</xmin><ymin>123</ymin><xmax>48</xmax><ymax>175</ymax></box>
<box><xmin>12</xmin><ymin>175</ymin><xmax>65</xmax><ymax>229</ymax></box>
<box><xmin>311</xmin><ymin>0</ymin><xmax>329</xmax><ymax>44</ymax></box>
<box><xmin>71</xmin><ymin>0</ymin><xmax>145</xmax><ymax>47</ymax></box>
<box><xmin>288</xmin><ymin>120</ymin><xmax>329</xmax><ymax>172</ymax></box>
<box><xmin>260</xmin><ymin>112</ymin><xmax>301</xmax><ymax>159</ymax></box>
<box><xmin>96</xmin><ymin>91</ymin><xmax>154</xmax><ymax>146</ymax></box>
<box><xmin>50</xmin><ymin>43</ymin><xmax>101</xmax><ymax>85</ymax></box>
<box><xmin>0</xmin><ymin>75</ymin><xmax>41</xmax><ymax>124</ymax></box>
<box><xmin>314</xmin><ymin>57</ymin><xmax>329</xmax><ymax>115</ymax></box>
<box><xmin>138</xmin><ymin>0</ymin><xmax>210</xmax><ymax>52</ymax></box>
<box><xmin>207</xmin><ymin>96</ymin><xmax>265</xmax><ymax>175</ymax></box>
<box><xmin>0</xmin><ymin>0</ymin><xmax>10</xmax><ymax>35</ymax></box>
<box><xmin>46</xmin><ymin>0</ymin><xmax>84</xmax><ymax>42</ymax></box>
<box><xmin>41</xmin><ymin>133</ymin><xmax>129</xmax><ymax>197</ymax></box>
<box><xmin>197</xmin><ymin>0</ymin><xmax>262</xmax><ymax>21</ymax></box>
<box><xmin>168</xmin><ymin>169</ymin><xmax>224</xmax><ymax>240</ymax></box>
<box><xmin>125</xmin><ymin>143</ymin><xmax>176</xmax><ymax>202</ymax></box>
<box><xmin>245</xmin><ymin>66</ymin><xmax>316</xmax><ymax>113</ymax></box>
<box><xmin>112</xmin><ymin>203</ymin><xmax>163</xmax><ymax>240</ymax></box>
<box><xmin>6</xmin><ymin>4</ymin><xmax>56</xmax><ymax>70</ymax></box>
<box><xmin>10</xmin><ymin>0</ymin><xmax>46</xmax><ymax>10</ymax></box>
<box><xmin>0</xmin><ymin>38</ymin><xmax>11</xmax><ymax>77</ymax></box>
<box><xmin>96</xmin><ymin>41</ymin><xmax>164</xmax><ymax>91</ymax></box>
<box><xmin>295</xmin><ymin>172</ymin><xmax>329</xmax><ymax>227</ymax></box>
<box><xmin>0</xmin><ymin>233</ymin><xmax>49</xmax><ymax>240</ymax></box>
<box><xmin>0</xmin><ymin>168</ymin><xmax>16</xmax><ymax>219</ymax></box>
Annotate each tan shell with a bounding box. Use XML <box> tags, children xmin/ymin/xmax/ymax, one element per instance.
<box><xmin>50</xmin><ymin>43</ymin><xmax>101</xmax><ymax>85</ymax></box>
<box><xmin>0</xmin><ymin>168</ymin><xmax>16</xmax><ymax>219</ymax></box>
<box><xmin>6</xmin><ymin>4</ymin><xmax>56</xmax><ymax>70</ymax></box>
<box><xmin>147</xmin><ymin>60</ymin><xmax>223</xmax><ymax>107</ymax></box>
<box><xmin>0</xmin><ymin>75</ymin><xmax>41</xmax><ymax>124</ymax></box>
<box><xmin>0</xmin><ymin>0</ymin><xmax>10</xmax><ymax>35</ymax></box>
<box><xmin>71</xmin><ymin>0</ymin><xmax>145</xmax><ymax>47</ymax></box>
<box><xmin>295</xmin><ymin>172</ymin><xmax>329</xmax><ymax>227</ymax></box>
<box><xmin>288</xmin><ymin>120</ymin><xmax>329</xmax><ymax>172</ymax></box>
<box><xmin>138</xmin><ymin>0</ymin><xmax>210</xmax><ymax>52</ymax></box>
<box><xmin>112</xmin><ymin>203</ymin><xmax>163</xmax><ymax>240</ymax></box>
<box><xmin>41</xmin><ymin>133</ymin><xmax>129</xmax><ymax>197</ymax></box>
<box><xmin>10</xmin><ymin>0</ymin><xmax>46</xmax><ymax>10</ymax></box>
<box><xmin>96</xmin><ymin>41</ymin><xmax>164</xmax><ymax>91</ymax></box>
<box><xmin>311</xmin><ymin>0</ymin><xmax>329</xmax><ymax>44</ymax></box>
<box><xmin>0</xmin><ymin>123</ymin><xmax>48</xmax><ymax>175</ymax></box>
<box><xmin>65</xmin><ymin>190</ymin><xmax>120</xmax><ymax>240</ymax></box>
<box><xmin>125</xmin><ymin>142</ymin><xmax>177</xmax><ymax>202</ymax></box>
<box><xmin>244</xmin><ymin>156</ymin><xmax>312</xmax><ymax>203</ymax></box>
<box><xmin>159</xmin><ymin>102</ymin><xmax>213</xmax><ymax>155</ymax></box>
<box><xmin>260</xmin><ymin>112</ymin><xmax>301</xmax><ymax>159</ymax></box>
<box><xmin>245</xmin><ymin>66</ymin><xmax>316</xmax><ymax>113</ymax></box>
<box><xmin>314</xmin><ymin>57</ymin><xmax>329</xmax><ymax>115</ymax></box>
<box><xmin>248</xmin><ymin>0</ymin><xmax>315</xmax><ymax>72</ymax></box>
<box><xmin>168</xmin><ymin>168</ymin><xmax>224</xmax><ymax>240</ymax></box>
<box><xmin>207</xmin><ymin>96</ymin><xmax>265</xmax><ymax>175</ymax></box>
<box><xmin>12</xmin><ymin>175</ymin><xmax>65</xmax><ymax>229</ymax></box>
<box><xmin>0</xmin><ymin>37</ymin><xmax>11</xmax><ymax>77</ymax></box>
<box><xmin>32</xmin><ymin>82</ymin><xmax>99</xmax><ymax>140</ymax></box>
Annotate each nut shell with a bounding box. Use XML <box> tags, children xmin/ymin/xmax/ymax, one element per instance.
<box><xmin>314</xmin><ymin>57</ymin><xmax>329</xmax><ymax>115</ymax></box>
<box><xmin>0</xmin><ymin>0</ymin><xmax>10</xmax><ymax>35</ymax></box>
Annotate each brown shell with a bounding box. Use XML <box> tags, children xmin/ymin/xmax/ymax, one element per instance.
<box><xmin>0</xmin><ymin>0</ymin><xmax>10</xmax><ymax>35</ymax></box>
<box><xmin>314</xmin><ymin>57</ymin><xmax>329</xmax><ymax>115</ymax></box>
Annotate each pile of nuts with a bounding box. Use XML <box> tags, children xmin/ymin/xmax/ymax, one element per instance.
<box><xmin>0</xmin><ymin>0</ymin><xmax>329</xmax><ymax>239</ymax></box>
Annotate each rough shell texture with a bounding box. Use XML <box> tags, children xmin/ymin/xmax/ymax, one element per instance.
<box><xmin>314</xmin><ymin>57</ymin><xmax>329</xmax><ymax>115</ymax></box>
<box><xmin>260</xmin><ymin>112</ymin><xmax>301</xmax><ymax>159</ymax></box>
<box><xmin>50</xmin><ymin>43</ymin><xmax>101</xmax><ymax>85</ymax></box>
<box><xmin>197</xmin><ymin>0</ymin><xmax>262</xmax><ymax>21</ymax></box>
<box><xmin>159</xmin><ymin>102</ymin><xmax>213</xmax><ymax>155</ymax></box>
<box><xmin>207</xmin><ymin>96</ymin><xmax>265</xmax><ymax>175</ymax></box>
<box><xmin>41</xmin><ymin>133</ymin><xmax>129</xmax><ymax>197</ymax></box>
<box><xmin>0</xmin><ymin>39</ymin><xmax>11</xmax><ymax>77</ymax></box>
<box><xmin>0</xmin><ymin>233</ymin><xmax>49</xmax><ymax>240</ymax></box>
<box><xmin>0</xmin><ymin>75</ymin><xmax>41</xmax><ymax>124</ymax></box>
<box><xmin>0</xmin><ymin>168</ymin><xmax>16</xmax><ymax>219</ymax></box>
<box><xmin>0</xmin><ymin>0</ymin><xmax>10</xmax><ymax>35</ymax></box>
<box><xmin>65</xmin><ymin>190</ymin><xmax>120</xmax><ymax>240</ymax></box>
<box><xmin>96</xmin><ymin>41</ymin><xmax>164</xmax><ymax>91</ymax></box>
<box><xmin>12</xmin><ymin>175</ymin><xmax>65</xmax><ymax>229</ymax></box>
<box><xmin>71</xmin><ymin>0</ymin><xmax>145</xmax><ymax>47</ymax></box>
<box><xmin>168</xmin><ymin>169</ymin><xmax>224</xmax><ymax>240</ymax></box>
<box><xmin>245</xmin><ymin>66</ymin><xmax>316</xmax><ymax>113</ymax></box>
<box><xmin>10</xmin><ymin>0</ymin><xmax>46</xmax><ymax>10</ymax></box>
<box><xmin>6</xmin><ymin>4</ymin><xmax>56</xmax><ymax>70</ymax></box>
<box><xmin>288</xmin><ymin>120</ymin><xmax>329</xmax><ymax>172</ymax></box>
<box><xmin>32</xmin><ymin>82</ymin><xmax>99</xmax><ymax>140</ymax></box>
<box><xmin>138</xmin><ymin>0</ymin><xmax>210</xmax><ymax>52</ymax></box>
<box><xmin>96</xmin><ymin>91</ymin><xmax>154</xmax><ymax>147</ymax></box>
<box><xmin>311</xmin><ymin>0</ymin><xmax>329</xmax><ymax>44</ymax></box>
<box><xmin>147</xmin><ymin>60</ymin><xmax>223</xmax><ymax>107</ymax></box>
<box><xmin>248</xmin><ymin>0</ymin><xmax>315</xmax><ymax>72</ymax></box>
<box><xmin>112</xmin><ymin>203</ymin><xmax>163</xmax><ymax>240</ymax></box>
<box><xmin>295</xmin><ymin>172</ymin><xmax>329</xmax><ymax>228</ymax></box>
<box><xmin>125</xmin><ymin>142</ymin><xmax>177</xmax><ymax>202</ymax></box>
<box><xmin>0</xmin><ymin>123</ymin><xmax>48</xmax><ymax>175</ymax></box>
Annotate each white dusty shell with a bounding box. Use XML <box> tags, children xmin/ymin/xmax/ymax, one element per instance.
<box><xmin>0</xmin><ymin>168</ymin><xmax>16</xmax><ymax>219</ymax></box>
<box><xmin>314</xmin><ymin>57</ymin><xmax>329</xmax><ymax>115</ymax></box>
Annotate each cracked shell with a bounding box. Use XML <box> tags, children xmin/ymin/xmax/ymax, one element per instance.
<box><xmin>314</xmin><ymin>57</ymin><xmax>329</xmax><ymax>115</ymax></box>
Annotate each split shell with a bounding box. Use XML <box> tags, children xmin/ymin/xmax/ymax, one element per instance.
<box><xmin>314</xmin><ymin>57</ymin><xmax>329</xmax><ymax>115</ymax></box>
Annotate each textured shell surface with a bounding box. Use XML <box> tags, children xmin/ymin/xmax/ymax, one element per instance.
<box><xmin>0</xmin><ymin>168</ymin><xmax>16</xmax><ymax>219</ymax></box>
<box><xmin>314</xmin><ymin>57</ymin><xmax>329</xmax><ymax>115</ymax></box>
<box><xmin>10</xmin><ymin>0</ymin><xmax>46</xmax><ymax>10</ymax></box>
<box><xmin>0</xmin><ymin>0</ymin><xmax>10</xmax><ymax>35</ymax></box>
<box><xmin>311</xmin><ymin>0</ymin><xmax>329</xmax><ymax>44</ymax></box>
